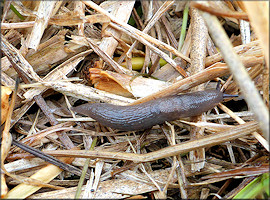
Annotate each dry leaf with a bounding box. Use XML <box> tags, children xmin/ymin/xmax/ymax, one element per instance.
<box><xmin>88</xmin><ymin>68</ymin><xmax>171</xmax><ymax>98</ymax></box>
<box><xmin>1</xmin><ymin>86</ymin><xmax>12</xmax><ymax>125</ymax></box>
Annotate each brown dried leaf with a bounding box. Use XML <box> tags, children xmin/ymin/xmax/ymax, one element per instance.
<box><xmin>49</xmin><ymin>13</ymin><xmax>110</xmax><ymax>26</ymax></box>
<box><xmin>1</xmin><ymin>86</ymin><xmax>12</xmax><ymax>125</ymax></box>
<box><xmin>88</xmin><ymin>68</ymin><xmax>171</xmax><ymax>98</ymax></box>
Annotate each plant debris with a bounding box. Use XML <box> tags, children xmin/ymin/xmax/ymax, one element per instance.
<box><xmin>1</xmin><ymin>1</ymin><xmax>269</xmax><ymax>199</ymax></box>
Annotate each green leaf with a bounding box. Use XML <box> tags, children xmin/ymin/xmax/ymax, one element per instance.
<box><xmin>233</xmin><ymin>173</ymin><xmax>269</xmax><ymax>199</ymax></box>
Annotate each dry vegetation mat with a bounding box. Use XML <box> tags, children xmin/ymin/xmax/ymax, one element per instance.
<box><xmin>1</xmin><ymin>1</ymin><xmax>269</xmax><ymax>199</ymax></box>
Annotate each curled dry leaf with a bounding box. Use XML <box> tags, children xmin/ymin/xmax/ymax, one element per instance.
<box><xmin>1</xmin><ymin>86</ymin><xmax>12</xmax><ymax>125</ymax></box>
<box><xmin>87</xmin><ymin>68</ymin><xmax>171</xmax><ymax>98</ymax></box>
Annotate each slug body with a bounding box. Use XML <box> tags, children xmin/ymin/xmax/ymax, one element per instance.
<box><xmin>72</xmin><ymin>90</ymin><xmax>224</xmax><ymax>131</ymax></box>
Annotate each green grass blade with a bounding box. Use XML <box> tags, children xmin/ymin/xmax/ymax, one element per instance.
<box><xmin>74</xmin><ymin>137</ymin><xmax>98</xmax><ymax>199</ymax></box>
<box><xmin>10</xmin><ymin>4</ymin><xmax>25</xmax><ymax>20</ymax></box>
<box><xmin>178</xmin><ymin>3</ymin><xmax>189</xmax><ymax>51</ymax></box>
<box><xmin>233</xmin><ymin>173</ymin><xmax>269</xmax><ymax>199</ymax></box>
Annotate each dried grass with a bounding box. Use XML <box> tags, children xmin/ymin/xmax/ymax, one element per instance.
<box><xmin>1</xmin><ymin>1</ymin><xmax>269</xmax><ymax>199</ymax></box>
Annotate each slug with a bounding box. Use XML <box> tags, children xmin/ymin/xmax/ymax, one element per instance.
<box><xmin>72</xmin><ymin>89</ymin><xmax>234</xmax><ymax>131</ymax></box>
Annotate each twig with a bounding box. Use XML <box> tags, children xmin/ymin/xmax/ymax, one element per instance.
<box><xmin>11</xmin><ymin>140</ymin><xmax>86</xmax><ymax>177</ymax></box>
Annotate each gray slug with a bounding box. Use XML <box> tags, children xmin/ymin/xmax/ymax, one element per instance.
<box><xmin>72</xmin><ymin>89</ymin><xmax>234</xmax><ymax>131</ymax></box>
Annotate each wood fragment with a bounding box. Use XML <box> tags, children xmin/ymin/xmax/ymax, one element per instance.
<box><xmin>28</xmin><ymin>1</ymin><xmax>57</xmax><ymax>50</ymax></box>
<box><xmin>1</xmin><ymin>36</ymin><xmax>43</xmax><ymax>82</ymax></box>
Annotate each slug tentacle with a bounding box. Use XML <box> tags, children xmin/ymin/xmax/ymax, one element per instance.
<box><xmin>72</xmin><ymin>89</ymin><xmax>228</xmax><ymax>131</ymax></box>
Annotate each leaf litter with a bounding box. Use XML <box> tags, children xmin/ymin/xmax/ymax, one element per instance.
<box><xmin>1</xmin><ymin>1</ymin><xmax>269</xmax><ymax>199</ymax></box>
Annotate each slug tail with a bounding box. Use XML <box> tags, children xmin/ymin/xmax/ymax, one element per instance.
<box><xmin>71</xmin><ymin>103</ymin><xmax>94</xmax><ymax>116</ymax></box>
